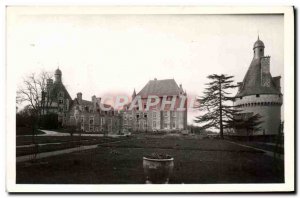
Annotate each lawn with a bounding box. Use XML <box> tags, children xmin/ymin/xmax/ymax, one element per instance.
<box><xmin>16</xmin><ymin>127</ymin><xmax>45</xmax><ymax>136</ymax></box>
<box><xmin>16</xmin><ymin>135</ymin><xmax>284</xmax><ymax>184</ymax></box>
<box><xmin>16</xmin><ymin>136</ymin><xmax>128</xmax><ymax>156</ymax></box>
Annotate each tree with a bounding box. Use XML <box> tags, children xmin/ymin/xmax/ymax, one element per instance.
<box><xmin>17</xmin><ymin>71</ymin><xmax>53</xmax><ymax>117</ymax></box>
<box><xmin>224</xmin><ymin>113</ymin><xmax>263</xmax><ymax>139</ymax></box>
<box><xmin>16</xmin><ymin>71</ymin><xmax>54</xmax><ymax>149</ymax></box>
<box><xmin>16</xmin><ymin>105</ymin><xmax>36</xmax><ymax>128</ymax></box>
<box><xmin>194</xmin><ymin>74</ymin><xmax>238</xmax><ymax>139</ymax></box>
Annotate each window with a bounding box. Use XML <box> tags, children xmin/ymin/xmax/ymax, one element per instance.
<box><xmin>256</xmin><ymin>94</ymin><xmax>260</xmax><ymax>98</ymax></box>
<box><xmin>240</xmin><ymin>97</ymin><xmax>243</xmax><ymax>99</ymax></box>
<box><xmin>172</xmin><ymin>122</ymin><xmax>176</xmax><ymax>128</ymax></box>
<box><xmin>164</xmin><ymin>111</ymin><xmax>168</xmax><ymax>117</ymax></box>
<box><xmin>144</xmin><ymin>104</ymin><xmax>147</xmax><ymax>109</ymax></box>
<box><xmin>153</xmin><ymin>121</ymin><xmax>156</xmax><ymax>128</ymax></box>
<box><xmin>59</xmin><ymin>99</ymin><xmax>63</xmax><ymax>104</ymax></box>
<box><xmin>171</xmin><ymin>111</ymin><xmax>176</xmax><ymax>117</ymax></box>
<box><xmin>153</xmin><ymin>112</ymin><xmax>156</xmax><ymax>119</ymax></box>
<box><xmin>144</xmin><ymin>114</ymin><xmax>147</xmax><ymax>118</ymax></box>
<box><xmin>164</xmin><ymin>123</ymin><xmax>168</xmax><ymax>129</ymax></box>
<box><xmin>89</xmin><ymin>118</ymin><xmax>94</xmax><ymax>124</ymax></box>
<box><xmin>136</xmin><ymin>115</ymin><xmax>139</xmax><ymax>119</ymax></box>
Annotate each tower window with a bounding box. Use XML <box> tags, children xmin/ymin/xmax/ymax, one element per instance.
<box><xmin>256</xmin><ymin>94</ymin><xmax>260</xmax><ymax>97</ymax></box>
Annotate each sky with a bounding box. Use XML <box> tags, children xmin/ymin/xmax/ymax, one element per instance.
<box><xmin>7</xmin><ymin>10</ymin><xmax>284</xmax><ymax>124</ymax></box>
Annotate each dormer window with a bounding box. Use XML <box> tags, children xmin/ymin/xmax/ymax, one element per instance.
<box><xmin>256</xmin><ymin>94</ymin><xmax>260</xmax><ymax>97</ymax></box>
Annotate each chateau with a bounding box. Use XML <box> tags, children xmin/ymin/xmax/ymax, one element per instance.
<box><xmin>234</xmin><ymin>37</ymin><xmax>282</xmax><ymax>135</ymax></box>
<box><xmin>122</xmin><ymin>78</ymin><xmax>188</xmax><ymax>132</ymax></box>
<box><xmin>43</xmin><ymin>68</ymin><xmax>121</xmax><ymax>133</ymax></box>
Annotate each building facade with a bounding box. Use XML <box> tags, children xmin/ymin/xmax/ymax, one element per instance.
<box><xmin>66</xmin><ymin>93</ymin><xmax>122</xmax><ymax>133</ymax></box>
<box><xmin>234</xmin><ymin>37</ymin><xmax>282</xmax><ymax>135</ymax></box>
<box><xmin>122</xmin><ymin>78</ymin><xmax>188</xmax><ymax>132</ymax></box>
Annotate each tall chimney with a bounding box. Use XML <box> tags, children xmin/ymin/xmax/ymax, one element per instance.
<box><xmin>92</xmin><ymin>95</ymin><xmax>97</xmax><ymax>109</ymax></box>
<box><xmin>46</xmin><ymin>79</ymin><xmax>53</xmax><ymax>91</ymax></box>
<box><xmin>77</xmin><ymin>92</ymin><xmax>82</xmax><ymax>103</ymax></box>
<box><xmin>261</xmin><ymin>56</ymin><xmax>271</xmax><ymax>87</ymax></box>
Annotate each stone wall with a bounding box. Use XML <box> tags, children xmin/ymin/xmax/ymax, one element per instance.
<box><xmin>234</xmin><ymin>94</ymin><xmax>282</xmax><ymax>135</ymax></box>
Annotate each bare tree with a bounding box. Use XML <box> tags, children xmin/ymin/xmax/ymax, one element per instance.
<box><xmin>17</xmin><ymin>71</ymin><xmax>53</xmax><ymax>155</ymax></box>
<box><xmin>17</xmin><ymin>71</ymin><xmax>53</xmax><ymax>117</ymax></box>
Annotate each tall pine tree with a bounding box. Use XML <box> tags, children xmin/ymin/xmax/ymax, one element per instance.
<box><xmin>194</xmin><ymin>74</ymin><xmax>238</xmax><ymax>139</ymax></box>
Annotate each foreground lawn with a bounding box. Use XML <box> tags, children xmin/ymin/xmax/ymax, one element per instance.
<box><xmin>16</xmin><ymin>135</ymin><xmax>284</xmax><ymax>184</ymax></box>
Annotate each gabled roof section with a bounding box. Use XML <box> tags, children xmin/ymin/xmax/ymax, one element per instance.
<box><xmin>137</xmin><ymin>79</ymin><xmax>182</xmax><ymax>98</ymax></box>
<box><xmin>49</xmin><ymin>82</ymin><xmax>72</xmax><ymax>100</ymax></box>
<box><xmin>236</xmin><ymin>58</ymin><xmax>281</xmax><ymax>97</ymax></box>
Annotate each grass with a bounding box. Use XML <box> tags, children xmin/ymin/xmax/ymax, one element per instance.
<box><xmin>16</xmin><ymin>136</ymin><xmax>128</xmax><ymax>156</ymax></box>
<box><xmin>17</xmin><ymin>135</ymin><xmax>102</xmax><ymax>146</ymax></box>
<box><xmin>16</xmin><ymin>134</ymin><xmax>284</xmax><ymax>184</ymax></box>
<box><xmin>16</xmin><ymin>127</ymin><xmax>45</xmax><ymax>136</ymax></box>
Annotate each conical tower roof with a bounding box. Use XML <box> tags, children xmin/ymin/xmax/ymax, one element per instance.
<box><xmin>236</xmin><ymin>39</ymin><xmax>280</xmax><ymax>97</ymax></box>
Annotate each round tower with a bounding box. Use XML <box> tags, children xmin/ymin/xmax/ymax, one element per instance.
<box><xmin>54</xmin><ymin>68</ymin><xmax>62</xmax><ymax>83</ymax></box>
<box><xmin>235</xmin><ymin>37</ymin><xmax>282</xmax><ymax>135</ymax></box>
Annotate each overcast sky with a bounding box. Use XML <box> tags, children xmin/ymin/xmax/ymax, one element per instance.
<box><xmin>8</xmin><ymin>11</ymin><xmax>284</xmax><ymax>124</ymax></box>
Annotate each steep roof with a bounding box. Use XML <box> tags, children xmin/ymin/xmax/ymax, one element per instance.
<box><xmin>236</xmin><ymin>58</ymin><xmax>281</xmax><ymax>97</ymax></box>
<box><xmin>137</xmin><ymin>79</ymin><xmax>182</xmax><ymax>98</ymax></box>
<box><xmin>49</xmin><ymin>82</ymin><xmax>72</xmax><ymax>100</ymax></box>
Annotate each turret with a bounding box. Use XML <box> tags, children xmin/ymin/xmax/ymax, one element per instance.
<box><xmin>253</xmin><ymin>36</ymin><xmax>265</xmax><ymax>59</ymax></box>
<box><xmin>54</xmin><ymin>68</ymin><xmax>62</xmax><ymax>83</ymax></box>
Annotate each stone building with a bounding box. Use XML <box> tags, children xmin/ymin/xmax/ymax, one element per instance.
<box><xmin>66</xmin><ymin>93</ymin><xmax>122</xmax><ymax>133</ymax></box>
<box><xmin>234</xmin><ymin>37</ymin><xmax>282</xmax><ymax>135</ymax></box>
<box><xmin>122</xmin><ymin>78</ymin><xmax>188</xmax><ymax>132</ymax></box>
<box><xmin>42</xmin><ymin>68</ymin><xmax>72</xmax><ymax>127</ymax></box>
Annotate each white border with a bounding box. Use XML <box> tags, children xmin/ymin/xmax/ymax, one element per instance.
<box><xmin>5</xmin><ymin>5</ymin><xmax>294</xmax><ymax>193</ymax></box>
